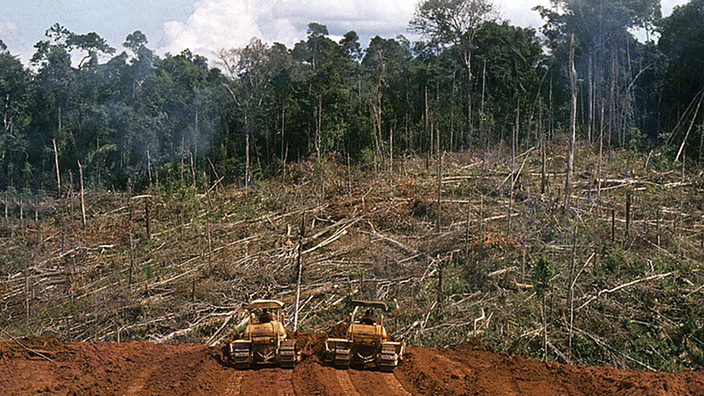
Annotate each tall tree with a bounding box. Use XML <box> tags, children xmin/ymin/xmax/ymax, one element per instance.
<box><xmin>659</xmin><ymin>0</ymin><xmax>704</xmax><ymax>159</ymax></box>
<box><xmin>363</xmin><ymin>36</ymin><xmax>412</xmax><ymax>169</ymax></box>
<box><xmin>340</xmin><ymin>31</ymin><xmax>363</xmax><ymax>62</ymax></box>
<box><xmin>219</xmin><ymin>39</ymin><xmax>275</xmax><ymax>185</ymax></box>
<box><xmin>536</xmin><ymin>0</ymin><xmax>661</xmax><ymax>146</ymax></box>
<box><xmin>472</xmin><ymin>21</ymin><xmax>545</xmax><ymax>146</ymax></box>
<box><xmin>411</xmin><ymin>0</ymin><xmax>497</xmax><ymax>144</ymax></box>
<box><xmin>564</xmin><ymin>34</ymin><xmax>577</xmax><ymax>211</ymax></box>
<box><xmin>291</xmin><ymin>24</ymin><xmax>348</xmax><ymax>161</ymax></box>
<box><xmin>0</xmin><ymin>46</ymin><xmax>31</xmax><ymax>188</ymax></box>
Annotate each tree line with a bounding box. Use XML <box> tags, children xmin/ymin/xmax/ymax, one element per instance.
<box><xmin>1</xmin><ymin>0</ymin><xmax>703</xmax><ymax>195</ymax></box>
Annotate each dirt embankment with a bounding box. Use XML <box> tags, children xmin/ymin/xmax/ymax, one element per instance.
<box><xmin>0</xmin><ymin>336</ymin><xmax>702</xmax><ymax>395</ymax></box>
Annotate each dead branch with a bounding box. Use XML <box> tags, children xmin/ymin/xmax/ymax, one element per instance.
<box><xmin>206</xmin><ymin>310</ymin><xmax>241</xmax><ymax>346</ymax></box>
<box><xmin>365</xmin><ymin>226</ymin><xmax>417</xmax><ymax>255</ymax></box>
<box><xmin>488</xmin><ymin>266</ymin><xmax>517</xmax><ymax>278</ymax></box>
<box><xmin>686</xmin><ymin>284</ymin><xmax>704</xmax><ymax>297</ymax></box>
<box><xmin>547</xmin><ymin>341</ymin><xmax>572</xmax><ymax>365</ymax></box>
<box><xmin>154</xmin><ymin>311</ymin><xmax>242</xmax><ymax>344</ymax></box>
<box><xmin>307</xmin><ymin>217</ymin><xmax>358</xmax><ymax>241</ymax></box>
<box><xmin>451</xmin><ymin>291</ymin><xmax>482</xmax><ymax>306</ymax></box>
<box><xmin>578</xmin><ymin>272</ymin><xmax>673</xmax><ymax>310</ymax></box>
<box><xmin>472</xmin><ymin>308</ymin><xmax>486</xmax><ymax>335</ymax></box>
<box><xmin>302</xmin><ymin>218</ymin><xmax>359</xmax><ymax>255</ymax></box>
<box><xmin>572</xmin><ymin>326</ymin><xmax>655</xmax><ymax>371</ymax></box>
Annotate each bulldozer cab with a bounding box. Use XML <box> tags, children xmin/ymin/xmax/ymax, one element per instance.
<box><xmin>348</xmin><ymin>300</ymin><xmax>390</xmax><ymax>343</ymax></box>
<box><xmin>243</xmin><ymin>300</ymin><xmax>287</xmax><ymax>340</ymax></box>
<box><xmin>247</xmin><ymin>300</ymin><xmax>284</xmax><ymax>321</ymax></box>
<box><xmin>350</xmin><ymin>300</ymin><xmax>387</xmax><ymax>326</ymax></box>
<box><xmin>359</xmin><ymin>309</ymin><xmax>377</xmax><ymax>325</ymax></box>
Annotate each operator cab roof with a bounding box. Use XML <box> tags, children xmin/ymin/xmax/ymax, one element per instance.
<box><xmin>350</xmin><ymin>300</ymin><xmax>388</xmax><ymax>311</ymax></box>
<box><xmin>247</xmin><ymin>299</ymin><xmax>284</xmax><ymax>310</ymax></box>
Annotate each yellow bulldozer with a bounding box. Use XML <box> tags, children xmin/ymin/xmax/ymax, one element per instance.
<box><xmin>226</xmin><ymin>299</ymin><xmax>296</xmax><ymax>369</ymax></box>
<box><xmin>325</xmin><ymin>300</ymin><xmax>404</xmax><ymax>371</ymax></box>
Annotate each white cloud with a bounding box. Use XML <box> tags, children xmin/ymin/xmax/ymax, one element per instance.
<box><xmin>161</xmin><ymin>0</ymin><xmax>266</xmax><ymax>56</ymax></box>
<box><xmin>0</xmin><ymin>19</ymin><xmax>19</xmax><ymax>36</ymax></box>
<box><xmin>163</xmin><ymin>0</ymin><xmax>687</xmax><ymax>63</ymax></box>
<box><xmin>662</xmin><ymin>0</ymin><xmax>689</xmax><ymax>16</ymax></box>
<box><xmin>159</xmin><ymin>0</ymin><xmax>418</xmax><ymax>61</ymax></box>
<box><xmin>497</xmin><ymin>0</ymin><xmax>545</xmax><ymax>29</ymax></box>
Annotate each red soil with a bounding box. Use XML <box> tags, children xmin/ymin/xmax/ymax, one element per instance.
<box><xmin>0</xmin><ymin>335</ymin><xmax>702</xmax><ymax>395</ymax></box>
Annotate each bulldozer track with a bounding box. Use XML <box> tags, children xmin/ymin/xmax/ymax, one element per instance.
<box><xmin>238</xmin><ymin>367</ymin><xmax>296</xmax><ymax>395</ymax></box>
<box><xmin>223</xmin><ymin>370</ymin><xmax>243</xmax><ymax>396</ymax></box>
<box><xmin>347</xmin><ymin>369</ymin><xmax>412</xmax><ymax>396</ymax></box>
<box><xmin>380</xmin><ymin>372</ymin><xmax>413</xmax><ymax>396</ymax></box>
<box><xmin>335</xmin><ymin>369</ymin><xmax>362</xmax><ymax>396</ymax></box>
<box><xmin>274</xmin><ymin>368</ymin><xmax>295</xmax><ymax>396</ymax></box>
<box><xmin>123</xmin><ymin>366</ymin><xmax>153</xmax><ymax>396</ymax></box>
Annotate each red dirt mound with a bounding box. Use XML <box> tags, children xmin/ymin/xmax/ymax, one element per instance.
<box><xmin>293</xmin><ymin>330</ymin><xmax>328</xmax><ymax>357</ymax></box>
<box><xmin>0</xmin><ymin>335</ymin><xmax>702</xmax><ymax>395</ymax></box>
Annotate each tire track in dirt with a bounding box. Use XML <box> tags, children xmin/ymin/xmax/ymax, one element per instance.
<box><xmin>380</xmin><ymin>372</ymin><xmax>414</xmax><ymax>396</ymax></box>
<box><xmin>335</xmin><ymin>369</ymin><xmax>362</xmax><ymax>396</ymax></box>
<box><xmin>239</xmin><ymin>367</ymin><xmax>296</xmax><ymax>396</ymax></box>
<box><xmin>128</xmin><ymin>344</ymin><xmax>225</xmax><ymax>395</ymax></box>
<box><xmin>275</xmin><ymin>369</ymin><xmax>295</xmax><ymax>396</ymax></box>
<box><xmin>291</xmin><ymin>356</ymin><xmax>353</xmax><ymax>396</ymax></box>
<box><xmin>223</xmin><ymin>370</ymin><xmax>243</xmax><ymax>396</ymax></box>
<box><xmin>123</xmin><ymin>365</ymin><xmax>154</xmax><ymax>396</ymax></box>
<box><xmin>348</xmin><ymin>369</ymin><xmax>414</xmax><ymax>396</ymax></box>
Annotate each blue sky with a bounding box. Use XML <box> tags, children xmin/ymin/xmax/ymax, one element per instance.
<box><xmin>0</xmin><ymin>0</ymin><xmax>194</xmax><ymax>62</ymax></box>
<box><xmin>0</xmin><ymin>0</ymin><xmax>689</xmax><ymax>66</ymax></box>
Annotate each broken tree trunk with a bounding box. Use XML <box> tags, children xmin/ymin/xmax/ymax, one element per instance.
<box><xmin>509</xmin><ymin>100</ymin><xmax>518</xmax><ymax>247</ymax></box>
<box><xmin>437</xmin><ymin>256</ymin><xmax>444</xmax><ymax>312</ymax></box>
<box><xmin>128</xmin><ymin>233</ymin><xmax>135</xmax><ymax>290</ymax></box>
<box><xmin>436</xmin><ymin>146</ymin><xmax>443</xmax><ymax>234</ymax></box>
<box><xmin>541</xmin><ymin>134</ymin><xmax>547</xmax><ymax>195</ymax></box>
<box><xmin>626</xmin><ymin>192</ymin><xmax>631</xmax><ymax>239</ymax></box>
<box><xmin>674</xmin><ymin>93</ymin><xmax>703</xmax><ymax>163</ymax></box>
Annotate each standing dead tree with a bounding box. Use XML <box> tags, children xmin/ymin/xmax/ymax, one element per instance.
<box><xmin>564</xmin><ymin>34</ymin><xmax>577</xmax><ymax>211</ymax></box>
<box><xmin>293</xmin><ymin>214</ymin><xmax>306</xmax><ymax>332</ymax></box>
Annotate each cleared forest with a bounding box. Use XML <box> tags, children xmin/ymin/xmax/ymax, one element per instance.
<box><xmin>1</xmin><ymin>144</ymin><xmax>702</xmax><ymax>374</ymax></box>
<box><xmin>2</xmin><ymin>3</ymin><xmax>704</xmax><ymax>394</ymax></box>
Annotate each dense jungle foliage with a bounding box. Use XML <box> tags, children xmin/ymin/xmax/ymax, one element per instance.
<box><xmin>0</xmin><ymin>0</ymin><xmax>703</xmax><ymax>196</ymax></box>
